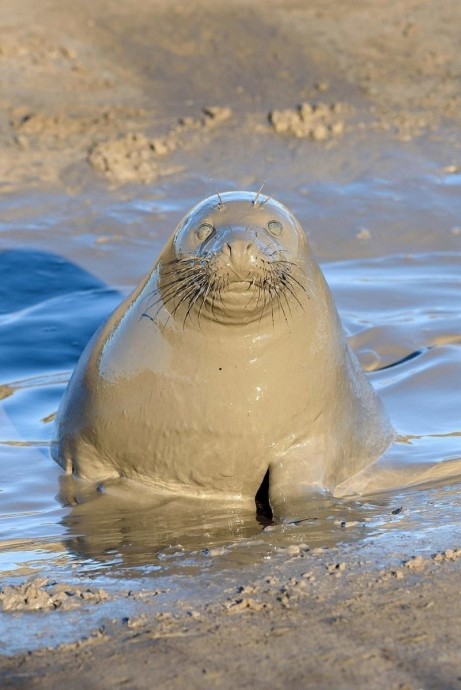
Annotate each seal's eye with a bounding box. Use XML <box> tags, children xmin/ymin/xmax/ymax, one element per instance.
<box><xmin>196</xmin><ymin>223</ymin><xmax>214</xmax><ymax>242</ymax></box>
<box><xmin>267</xmin><ymin>220</ymin><xmax>283</xmax><ymax>237</ymax></box>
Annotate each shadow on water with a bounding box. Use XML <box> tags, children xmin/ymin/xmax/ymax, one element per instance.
<box><xmin>0</xmin><ymin>248</ymin><xmax>121</xmax><ymax>381</ymax></box>
<box><xmin>0</xmin><ymin>248</ymin><xmax>121</xmax><ymax>558</ymax></box>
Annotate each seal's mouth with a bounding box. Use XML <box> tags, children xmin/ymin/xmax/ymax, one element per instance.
<box><xmin>143</xmin><ymin>254</ymin><xmax>309</xmax><ymax>327</ymax></box>
<box><xmin>222</xmin><ymin>278</ymin><xmax>256</xmax><ymax>292</ymax></box>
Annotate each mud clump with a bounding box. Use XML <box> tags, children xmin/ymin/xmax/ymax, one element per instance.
<box><xmin>269</xmin><ymin>102</ymin><xmax>347</xmax><ymax>141</ymax></box>
<box><xmin>88</xmin><ymin>105</ymin><xmax>232</xmax><ymax>183</ymax></box>
<box><xmin>201</xmin><ymin>106</ymin><xmax>232</xmax><ymax>126</ymax></box>
<box><xmin>88</xmin><ymin>132</ymin><xmax>177</xmax><ymax>183</ymax></box>
<box><xmin>432</xmin><ymin>548</ymin><xmax>461</xmax><ymax>563</ymax></box>
<box><xmin>0</xmin><ymin>578</ymin><xmax>109</xmax><ymax>612</ymax></box>
<box><xmin>11</xmin><ymin>110</ymin><xmax>119</xmax><ymax>140</ymax></box>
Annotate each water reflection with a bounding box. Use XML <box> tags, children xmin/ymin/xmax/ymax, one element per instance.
<box><xmin>57</xmin><ymin>474</ymin><xmax>395</xmax><ymax>570</ymax></box>
<box><xmin>59</xmin><ymin>476</ymin><xmax>262</xmax><ymax>568</ymax></box>
<box><xmin>57</xmin><ymin>474</ymin><xmax>461</xmax><ymax>573</ymax></box>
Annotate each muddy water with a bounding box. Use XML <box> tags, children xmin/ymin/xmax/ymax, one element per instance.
<box><xmin>1</xmin><ymin>156</ymin><xmax>461</xmax><ymax>653</ymax></box>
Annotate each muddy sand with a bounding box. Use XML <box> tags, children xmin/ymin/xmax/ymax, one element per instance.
<box><xmin>1</xmin><ymin>0</ymin><xmax>461</xmax><ymax>688</ymax></box>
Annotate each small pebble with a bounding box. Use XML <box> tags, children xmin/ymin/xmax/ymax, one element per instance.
<box><xmin>356</xmin><ymin>227</ymin><xmax>371</xmax><ymax>240</ymax></box>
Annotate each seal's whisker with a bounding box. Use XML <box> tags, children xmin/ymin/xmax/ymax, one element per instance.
<box><xmin>260</xmin><ymin>240</ymin><xmax>282</xmax><ymax>257</ymax></box>
<box><xmin>216</xmin><ymin>275</ymin><xmax>231</xmax><ymax>314</ymax></box>
<box><xmin>243</xmin><ymin>273</ymin><xmax>259</xmax><ymax>309</ymax></box>
<box><xmin>259</xmin><ymin>281</ymin><xmax>267</xmax><ymax>323</ymax></box>
<box><xmin>250</xmin><ymin>280</ymin><xmax>261</xmax><ymax>311</ymax></box>
<box><xmin>253</xmin><ymin>181</ymin><xmax>266</xmax><ymax>207</ymax></box>
<box><xmin>257</xmin><ymin>289</ymin><xmax>266</xmax><ymax>327</ymax></box>
<box><xmin>151</xmin><ymin>279</ymin><xmax>194</xmax><ymax>302</ymax></box>
<box><xmin>157</xmin><ymin>263</ymin><xmax>209</xmax><ymax>284</ymax></box>
<box><xmin>163</xmin><ymin>256</ymin><xmax>211</xmax><ymax>268</ymax></box>
<box><xmin>272</xmin><ymin>258</ymin><xmax>303</xmax><ymax>270</ymax></box>
<box><xmin>153</xmin><ymin>273</ymin><xmax>208</xmax><ymax>302</ymax></box>
<box><xmin>254</xmin><ymin>269</ymin><xmax>269</xmax><ymax>311</ymax></box>
<box><xmin>147</xmin><ymin>274</ymin><xmax>209</xmax><ymax>321</ymax></box>
<box><xmin>281</xmin><ymin>276</ymin><xmax>305</xmax><ymax>311</ymax></box>
<box><xmin>160</xmin><ymin>268</ymin><xmax>203</xmax><ymax>282</ymax></box>
<box><xmin>209</xmin><ymin>277</ymin><xmax>223</xmax><ymax>319</ymax></box>
<box><xmin>275</xmin><ymin>280</ymin><xmax>293</xmax><ymax>320</ymax></box>
<box><xmin>280</xmin><ymin>269</ymin><xmax>310</xmax><ymax>295</ymax></box>
<box><xmin>216</xmin><ymin>191</ymin><xmax>224</xmax><ymax>210</ymax></box>
<box><xmin>143</xmin><ymin>287</ymin><xmax>170</xmax><ymax>315</ymax></box>
<box><xmin>268</xmin><ymin>284</ymin><xmax>275</xmax><ymax>329</ymax></box>
<box><xmin>183</xmin><ymin>283</ymin><xmax>207</xmax><ymax>328</ymax></box>
<box><xmin>208</xmin><ymin>278</ymin><xmax>220</xmax><ymax>318</ymax></box>
<box><xmin>274</xmin><ymin>260</ymin><xmax>313</xmax><ymax>285</ymax></box>
<box><xmin>257</xmin><ymin>272</ymin><xmax>271</xmax><ymax>327</ymax></box>
<box><xmin>156</xmin><ymin>271</ymin><xmax>207</xmax><ymax>294</ymax></box>
<box><xmin>165</xmin><ymin>263</ymin><xmax>209</xmax><ymax>285</ymax></box>
<box><xmin>145</xmin><ymin>289</ymin><xmax>187</xmax><ymax>322</ymax></box>
<box><xmin>171</xmin><ymin>281</ymin><xmax>208</xmax><ymax>319</ymax></box>
<box><xmin>144</xmin><ymin>298</ymin><xmax>169</xmax><ymax>323</ymax></box>
<box><xmin>145</xmin><ymin>277</ymin><xmax>194</xmax><ymax>312</ymax></box>
<box><xmin>254</xmin><ymin>280</ymin><xmax>264</xmax><ymax>315</ymax></box>
<box><xmin>163</xmin><ymin>257</ymin><xmax>209</xmax><ymax>268</ymax></box>
<box><xmin>262</xmin><ymin>266</ymin><xmax>290</xmax><ymax>325</ymax></box>
<box><xmin>197</xmin><ymin>279</ymin><xmax>215</xmax><ymax>325</ymax></box>
<box><xmin>258</xmin><ymin>195</ymin><xmax>272</xmax><ymax>208</ymax></box>
<box><xmin>261</xmin><ymin>248</ymin><xmax>281</xmax><ymax>260</ymax></box>
<box><xmin>160</xmin><ymin>265</ymin><xmax>208</xmax><ymax>280</ymax></box>
<box><xmin>281</xmin><ymin>287</ymin><xmax>293</xmax><ymax>319</ymax></box>
<box><xmin>216</xmin><ymin>274</ymin><xmax>233</xmax><ymax>315</ymax></box>
<box><xmin>272</xmin><ymin>284</ymin><xmax>289</xmax><ymax>325</ymax></box>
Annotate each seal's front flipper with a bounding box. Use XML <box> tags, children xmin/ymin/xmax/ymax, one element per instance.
<box><xmin>268</xmin><ymin>453</ymin><xmax>327</xmax><ymax>519</ymax></box>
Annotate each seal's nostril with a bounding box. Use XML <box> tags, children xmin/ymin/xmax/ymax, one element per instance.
<box><xmin>223</xmin><ymin>240</ymin><xmax>257</xmax><ymax>258</ymax></box>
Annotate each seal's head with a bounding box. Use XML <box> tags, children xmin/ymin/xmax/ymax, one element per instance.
<box><xmin>153</xmin><ymin>191</ymin><xmax>312</xmax><ymax>326</ymax></box>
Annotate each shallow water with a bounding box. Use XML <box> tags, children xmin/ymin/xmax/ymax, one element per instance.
<box><xmin>1</xmin><ymin>161</ymin><xmax>461</xmax><ymax>653</ymax></box>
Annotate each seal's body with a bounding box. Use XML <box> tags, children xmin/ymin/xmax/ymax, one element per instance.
<box><xmin>52</xmin><ymin>192</ymin><xmax>393</xmax><ymax>509</ymax></box>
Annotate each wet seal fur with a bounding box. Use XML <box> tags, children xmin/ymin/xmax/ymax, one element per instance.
<box><xmin>52</xmin><ymin>191</ymin><xmax>393</xmax><ymax>513</ymax></box>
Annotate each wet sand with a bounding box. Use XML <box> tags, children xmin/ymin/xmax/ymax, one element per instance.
<box><xmin>2</xmin><ymin>539</ymin><xmax>461</xmax><ymax>690</ymax></box>
<box><xmin>1</xmin><ymin>0</ymin><xmax>461</xmax><ymax>688</ymax></box>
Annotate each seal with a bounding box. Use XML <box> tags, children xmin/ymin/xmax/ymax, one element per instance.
<box><xmin>52</xmin><ymin>191</ymin><xmax>393</xmax><ymax>512</ymax></box>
